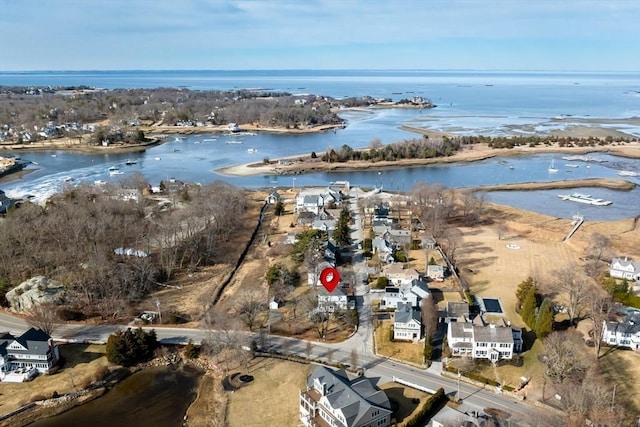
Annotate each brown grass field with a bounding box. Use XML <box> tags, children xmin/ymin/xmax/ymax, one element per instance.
<box><xmin>225</xmin><ymin>358</ymin><xmax>310</xmax><ymax>427</ymax></box>
<box><xmin>0</xmin><ymin>344</ymin><xmax>109</xmax><ymax>415</ymax></box>
<box><xmin>374</xmin><ymin>320</ymin><xmax>425</xmax><ymax>366</ymax></box>
<box><xmin>379</xmin><ymin>383</ymin><xmax>430</xmax><ymax>425</ymax></box>
<box><xmin>454</xmin><ymin>201</ymin><xmax>640</xmax><ymax>404</ymax></box>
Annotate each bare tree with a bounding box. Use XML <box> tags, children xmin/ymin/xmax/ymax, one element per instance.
<box><xmin>26</xmin><ymin>303</ymin><xmax>58</xmax><ymax>336</ymax></box>
<box><xmin>236</xmin><ymin>292</ymin><xmax>267</xmax><ymax>331</ymax></box>
<box><xmin>550</xmin><ymin>263</ymin><xmax>593</xmax><ymax>326</ymax></box>
<box><xmin>588</xmin><ymin>294</ymin><xmax>613</xmax><ymax>363</ymax></box>
<box><xmin>459</xmin><ymin>189</ymin><xmax>487</xmax><ymax>226</ymax></box>
<box><xmin>441</xmin><ymin>228</ymin><xmax>463</xmax><ymax>267</ymax></box>
<box><xmin>310</xmin><ymin>311</ymin><xmax>331</xmax><ymax>340</ymax></box>
<box><xmin>421</xmin><ymin>294</ymin><xmax>439</xmax><ymax>341</ymax></box>
<box><xmin>584</xmin><ymin>232</ymin><xmax>611</xmax><ymax>279</ymax></box>
<box><xmin>304</xmin><ymin>237</ymin><xmax>325</xmax><ymax>287</ymax></box>
<box><xmin>543</xmin><ymin>330</ymin><xmax>589</xmax><ymax>385</ymax></box>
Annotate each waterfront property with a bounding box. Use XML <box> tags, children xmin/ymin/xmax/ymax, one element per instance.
<box><xmin>299</xmin><ymin>366</ymin><xmax>392</xmax><ymax>427</ymax></box>
<box><xmin>0</xmin><ymin>328</ymin><xmax>60</xmax><ymax>382</ymax></box>
<box><xmin>610</xmin><ymin>257</ymin><xmax>640</xmax><ymax>281</ymax></box>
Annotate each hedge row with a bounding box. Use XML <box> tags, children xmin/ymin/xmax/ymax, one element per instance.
<box><xmin>404</xmin><ymin>387</ymin><xmax>447</xmax><ymax>427</ymax></box>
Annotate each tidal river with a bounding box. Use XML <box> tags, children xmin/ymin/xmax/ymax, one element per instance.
<box><xmin>30</xmin><ymin>366</ymin><xmax>201</xmax><ymax>427</ymax></box>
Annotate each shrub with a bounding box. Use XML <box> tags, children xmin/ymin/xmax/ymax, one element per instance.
<box><xmin>375</xmin><ymin>276</ymin><xmax>389</xmax><ymax>289</ymax></box>
<box><xmin>410</xmin><ymin>240</ymin><xmax>421</xmax><ymax>250</ymax></box>
<box><xmin>394</xmin><ymin>251</ymin><xmax>407</xmax><ymax>263</ymax></box>
<box><xmin>106</xmin><ymin>328</ymin><xmax>158</xmax><ymax>367</ymax></box>
<box><xmin>183</xmin><ymin>339</ymin><xmax>200</xmax><ymax>359</ymax></box>
<box><xmin>58</xmin><ymin>307</ymin><xmax>86</xmax><ymax>321</ymax></box>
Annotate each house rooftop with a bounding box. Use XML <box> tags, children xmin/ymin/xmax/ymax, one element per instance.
<box><xmin>306</xmin><ymin>366</ymin><xmax>391</xmax><ymax>426</ymax></box>
<box><xmin>395</xmin><ymin>302</ymin><xmax>421</xmax><ymax>324</ymax></box>
<box><xmin>473</xmin><ymin>324</ymin><xmax>514</xmax><ymax>344</ymax></box>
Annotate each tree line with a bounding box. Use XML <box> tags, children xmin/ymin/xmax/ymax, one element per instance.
<box><xmin>0</xmin><ymin>87</ymin><xmax>346</xmax><ymax>143</ymax></box>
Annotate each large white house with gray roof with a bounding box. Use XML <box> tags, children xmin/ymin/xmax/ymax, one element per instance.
<box><xmin>603</xmin><ymin>312</ymin><xmax>640</xmax><ymax>350</ymax></box>
<box><xmin>0</xmin><ymin>328</ymin><xmax>60</xmax><ymax>381</ymax></box>
<box><xmin>610</xmin><ymin>257</ymin><xmax>640</xmax><ymax>281</ymax></box>
<box><xmin>447</xmin><ymin>320</ymin><xmax>522</xmax><ymax>362</ymax></box>
<box><xmin>300</xmin><ymin>366</ymin><xmax>391</xmax><ymax>427</ymax></box>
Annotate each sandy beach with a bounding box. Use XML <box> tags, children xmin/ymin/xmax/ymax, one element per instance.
<box><xmin>0</xmin><ymin>136</ymin><xmax>163</xmax><ymax>155</ymax></box>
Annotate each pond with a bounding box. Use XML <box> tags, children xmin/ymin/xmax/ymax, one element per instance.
<box><xmin>30</xmin><ymin>366</ymin><xmax>201</xmax><ymax>427</ymax></box>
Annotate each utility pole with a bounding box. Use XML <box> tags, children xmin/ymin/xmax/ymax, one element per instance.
<box><xmin>156</xmin><ymin>298</ymin><xmax>162</xmax><ymax>324</ymax></box>
<box><xmin>457</xmin><ymin>369</ymin><xmax>461</xmax><ymax>401</ymax></box>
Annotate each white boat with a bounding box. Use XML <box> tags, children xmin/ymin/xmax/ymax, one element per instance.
<box><xmin>51</xmin><ymin>154</ymin><xmax>57</xmax><ymax>158</ymax></box>
<box><xmin>125</xmin><ymin>159</ymin><xmax>137</xmax><ymax>165</ymax></box>
<box><xmin>108</xmin><ymin>166</ymin><xmax>123</xmax><ymax>176</ymax></box>
<box><xmin>63</xmin><ymin>176</ymin><xmax>73</xmax><ymax>183</ymax></box>
<box><xmin>557</xmin><ymin>192</ymin><xmax>612</xmax><ymax>206</ymax></box>
<box><xmin>154</xmin><ymin>157</ymin><xmax>162</xmax><ymax>160</ymax></box>
<box><xmin>548</xmin><ymin>159</ymin><xmax>558</xmax><ymax>173</ymax></box>
<box><xmin>226</xmin><ymin>140</ymin><xmax>243</xmax><ymax>144</ymax></box>
<box><xmin>618</xmin><ymin>170</ymin><xmax>640</xmax><ymax>177</ymax></box>
<box><xmin>564</xmin><ymin>164</ymin><xmax>579</xmax><ymax>168</ymax></box>
<box><xmin>247</xmin><ymin>148</ymin><xmax>258</xmax><ymax>154</ymax></box>
<box><xmin>94</xmin><ymin>180</ymin><xmax>106</xmax><ymax>185</ymax></box>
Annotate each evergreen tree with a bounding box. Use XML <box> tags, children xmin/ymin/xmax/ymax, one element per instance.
<box><xmin>106</xmin><ymin>328</ymin><xmax>158</xmax><ymax>367</ymax></box>
<box><xmin>535</xmin><ymin>299</ymin><xmax>554</xmax><ymax>338</ymax></box>
<box><xmin>273</xmin><ymin>200</ymin><xmax>284</xmax><ymax>216</ymax></box>
<box><xmin>521</xmin><ymin>286</ymin><xmax>538</xmax><ymax>329</ymax></box>
<box><xmin>332</xmin><ymin>207</ymin><xmax>351</xmax><ymax>247</ymax></box>
<box><xmin>515</xmin><ymin>277</ymin><xmax>535</xmax><ymax>311</ymax></box>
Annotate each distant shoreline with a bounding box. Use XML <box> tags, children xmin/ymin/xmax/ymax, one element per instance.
<box><xmin>216</xmin><ymin>139</ymin><xmax>640</xmax><ymax>177</ymax></box>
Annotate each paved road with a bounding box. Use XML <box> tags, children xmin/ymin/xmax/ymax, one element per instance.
<box><xmin>0</xmin><ymin>311</ymin><xmax>539</xmax><ymax>424</ymax></box>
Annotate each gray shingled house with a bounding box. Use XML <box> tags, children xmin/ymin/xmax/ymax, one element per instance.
<box><xmin>0</xmin><ymin>328</ymin><xmax>60</xmax><ymax>381</ymax></box>
<box><xmin>299</xmin><ymin>366</ymin><xmax>392</xmax><ymax>427</ymax></box>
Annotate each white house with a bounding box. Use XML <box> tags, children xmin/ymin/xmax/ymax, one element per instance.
<box><xmin>299</xmin><ymin>366</ymin><xmax>392</xmax><ymax>427</ymax></box>
<box><xmin>394</xmin><ymin>302</ymin><xmax>422</xmax><ymax>341</ymax></box>
<box><xmin>610</xmin><ymin>257</ymin><xmax>640</xmax><ymax>281</ymax></box>
<box><xmin>0</xmin><ymin>328</ymin><xmax>60</xmax><ymax>382</ymax></box>
<box><xmin>296</xmin><ymin>194</ymin><xmax>325</xmax><ymax>215</ymax></box>
<box><xmin>317</xmin><ymin>286</ymin><xmax>348</xmax><ymax>313</ymax></box>
<box><xmin>266</xmin><ymin>191</ymin><xmax>281</xmax><ymax>204</ymax></box>
<box><xmin>382</xmin><ymin>263</ymin><xmax>420</xmax><ymax>286</ymax></box>
<box><xmin>447</xmin><ymin>320</ymin><xmax>522</xmax><ymax>362</ymax></box>
<box><xmin>427</xmin><ymin>264</ymin><xmax>445</xmax><ymax>282</ymax></box>
<box><xmin>372</xmin><ymin>237</ymin><xmax>394</xmax><ymax>264</ymax></box>
<box><xmin>603</xmin><ymin>312</ymin><xmax>640</xmax><ymax>350</ymax></box>
<box><xmin>381</xmin><ymin>279</ymin><xmax>430</xmax><ymax>309</ymax></box>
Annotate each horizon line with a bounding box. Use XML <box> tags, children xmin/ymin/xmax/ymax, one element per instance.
<box><xmin>0</xmin><ymin>68</ymin><xmax>636</xmax><ymax>74</ymax></box>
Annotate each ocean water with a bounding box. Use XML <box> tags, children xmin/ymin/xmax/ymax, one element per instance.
<box><xmin>1</xmin><ymin>70</ymin><xmax>639</xmax><ymax>219</ymax></box>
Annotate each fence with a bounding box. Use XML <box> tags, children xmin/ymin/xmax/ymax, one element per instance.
<box><xmin>392</xmin><ymin>376</ymin><xmax>437</xmax><ymax>395</ymax></box>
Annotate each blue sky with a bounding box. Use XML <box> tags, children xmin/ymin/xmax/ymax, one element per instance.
<box><xmin>1</xmin><ymin>0</ymin><xmax>639</xmax><ymax>71</ymax></box>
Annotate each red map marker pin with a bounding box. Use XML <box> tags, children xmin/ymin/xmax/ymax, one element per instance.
<box><xmin>319</xmin><ymin>267</ymin><xmax>341</xmax><ymax>293</ymax></box>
